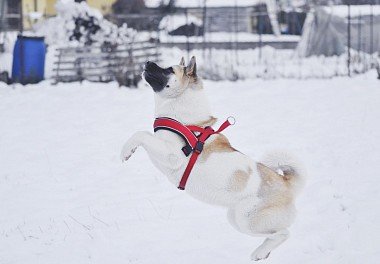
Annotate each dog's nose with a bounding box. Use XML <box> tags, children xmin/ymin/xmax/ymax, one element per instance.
<box><xmin>144</xmin><ymin>61</ymin><xmax>152</xmax><ymax>69</ymax></box>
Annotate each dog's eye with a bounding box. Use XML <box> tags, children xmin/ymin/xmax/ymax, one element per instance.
<box><xmin>166</xmin><ymin>85</ymin><xmax>170</xmax><ymax>87</ymax></box>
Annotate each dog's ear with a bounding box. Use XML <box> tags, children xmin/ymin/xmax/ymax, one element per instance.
<box><xmin>186</xmin><ymin>56</ymin><xmax>197</xmax><ymax>77</ymax></box>
<box><xmin>179</xmin><ymin>57</ymin><xmax>185</xmax><ymax>66</ymax></box>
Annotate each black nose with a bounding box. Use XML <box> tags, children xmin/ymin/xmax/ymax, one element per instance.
<box><xmin>145</xmin><ymin>61</ymin><xmax>152</xmax><ymax>69</ymax></box>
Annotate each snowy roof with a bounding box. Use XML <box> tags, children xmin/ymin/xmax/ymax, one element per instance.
<box><xmin>323</xmin><ymin>5</ymin><xmax>380</xmax><ymax>18</ymax></box>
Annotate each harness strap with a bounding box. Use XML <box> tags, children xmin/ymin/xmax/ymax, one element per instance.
<box><xmin>154</xmin><ymin>117</ymin><xmax>198</xmax><ymax>156</ymax></box>
<box><xmin>178</xmin><ymin>119</ymin><xmax>232</xmax><ymax>190</ymax></box>
<box><xmin>154</xmin><ymin>117</ymin><xmax>234</xmax><ymax>190</ymax></box>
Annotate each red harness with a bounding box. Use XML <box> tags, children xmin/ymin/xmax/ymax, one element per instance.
<box><xmin>153</xmin><ymin>117</ymin><xmax>234</xmax><ymax>190</ymax></box>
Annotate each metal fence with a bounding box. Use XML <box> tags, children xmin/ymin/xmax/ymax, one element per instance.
<box><xmin>53</xmin><ymin>40</ymin><xmax>160</xmax><ymax>86</ymax></box>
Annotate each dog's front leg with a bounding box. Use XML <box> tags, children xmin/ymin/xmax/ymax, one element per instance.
<box><xmin>120</xmin><ymin>131</ymin><xmax>172</xmax><ymax>163</ymax></box>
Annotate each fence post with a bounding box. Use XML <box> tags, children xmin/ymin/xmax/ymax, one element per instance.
<box><xmin>202</xmin><ymin>0</ymin><xmax>207</xmax><ymax>59</ymax></box>
<box><xmin>358</xmin><ymin>12</ymin><xmax>361</xmax><ymax>56</ymax></box>
<box><xmin>54</xmin><ymin>49</ymin><xmax>62</xmax><ymax>84</ymax></box>
<box><xmin>19</xmin><ymin>3</ymin><xmax>25</xmax><ymax>84</ymax></box>
<box><xmin>155</xmin><ymin>18</ymin><xmax>160</xmax><ymax>62</ymax></box>
<box><xmin>370</xmin><ymin>3</ymin><xmax>374</xmax><ymax>56</ymax></box>
<box><xmin>234</xmin><ymin>0</ymin><xmax>238</xmax><ymax>66</ymax></box>
<box><xmin>0</xmin><ymin>0</ymin><xmax>5</xmax><ymax>33</ymax></box>
<box><xmin>347</xmin><ymin>4</ymin><xmax>351</xmax><ymax>77</ymax></box>
<box><xmin>258</xmin><ymin>11</ymin><xmax>263</xmax><ymax>61</ymax></box>
<box><xmin>185</xmin><ymin>8</ymin><xmax>190</xmax><ymax>61</ymax></box>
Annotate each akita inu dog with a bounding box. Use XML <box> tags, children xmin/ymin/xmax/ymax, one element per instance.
<box><xmin>120</xmin><ymin>56</ymin><xmax>304</xmax><ymax>261</ymax></box>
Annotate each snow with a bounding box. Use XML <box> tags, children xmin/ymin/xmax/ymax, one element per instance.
<box><xmin>33</xmin><ymin>0</ymin><xmax>136</xmax><ymax>46</ymax></box>
<box><xmin>323</xmin><ymin>5</ymin><xmax>380</xmax><ymax>18</ymax></box>
<box><xmin>0</xmin><ymin>32</ymin><xmax>18</xmax><ymax>73</ymax></box>
<box><xmin>27</xmin><ymin>12</ymin><xmax>43</xmax><ymax>20</ymax></box>
<box><xmin>1</xmin><ymin>70</ymin><xmax>380</xmax><ymax>263</ymax></box>
<box><xmin>0</xmin><ymin>52</ymin><xmax>13</xmax><ymax>73</ymax></box>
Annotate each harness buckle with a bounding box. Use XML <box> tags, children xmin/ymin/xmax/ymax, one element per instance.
<box><xmin>181</xmin><ymin>145</ymin><xmax>193</xmax><ymax>156</ymax></box>
<box><xmin>194</xmin><ymin>141</ymin><xmax>204</xmax><ymax>153</ymax></box>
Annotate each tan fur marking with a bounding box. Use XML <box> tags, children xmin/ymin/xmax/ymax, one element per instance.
<box><xmin>257</xmin><ymin>163</ymin><xmax>281</xmax><ymax>184</ymax></box>
<box><xmin>195</xmin><ymin>116</ymin><xmax>217</xmax><ymax>127</ymax></box>
<box><xmin>173</xmin><ymin>65</ymin><xmax>200</xmax><ymax>90</ymax></box>
<box><xmin>256</xmin><ymin>163</ymin><xmax>295</xmax><ymax>206</ymax></box>
<box><xmin>257</xmin><ymin>163</ymin><xmax>295</xmax><ymax>191</ymax></box>
<box><xmin>254</xmin><ymin>162</ymin><xmax>294</xmax><ymax>231</ymax></box>
<box><xmin>200</xmin><ymin>134</ymin><xmax>237</xmax><ymax>162</ymax></box>
<box><xmin>228</xmin><ymin>168</ymin><xmax>252</xmax><ymax>192</ymax></box>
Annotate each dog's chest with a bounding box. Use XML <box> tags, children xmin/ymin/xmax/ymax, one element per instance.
<box><xmin>149</xmin><ymin>131</ymin><xmax>188</xmax><ymax>182</ymax></box>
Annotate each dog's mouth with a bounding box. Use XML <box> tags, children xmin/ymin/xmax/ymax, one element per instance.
<box><xmin>143</xmin><ymin>61</ymin><xmax>174</xmax><ymax>92</ymax></box>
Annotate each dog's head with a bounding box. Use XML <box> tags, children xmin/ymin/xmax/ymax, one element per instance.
<box><xmin>142</xmin><ymin>56</ymin><xmax>199</xmax><ymax>98</ymax></box>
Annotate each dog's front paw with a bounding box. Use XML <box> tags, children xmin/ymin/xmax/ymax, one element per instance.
<box><xmin>120</xmin><ymin>132</ymin><xmax>148</xmax><ymax>162</ymax></box>
<box><xmin>120</xmin><ymin>142</ymin><xmax>137</xmax><ymax>162</ymax></box>
<box><xmin>251</xmin><ymin>248</ymin><xmax>271</xmax><ymax>261</ymax></box>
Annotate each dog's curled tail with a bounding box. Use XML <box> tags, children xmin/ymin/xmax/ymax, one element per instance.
<box><xmin>261</xmin><ymin>151</ymin><xmax>306</xmax><ymax>194</ymax></box>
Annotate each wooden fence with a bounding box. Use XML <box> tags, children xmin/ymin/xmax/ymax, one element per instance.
<box><xmin>53</xmin><ymin>40</ymin><xmax>160</xmax><ymax>86</ymax></box>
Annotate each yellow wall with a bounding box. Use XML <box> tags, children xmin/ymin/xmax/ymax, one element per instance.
<box><xmin>45</xmin><ymin>0</ymin><xmax>56</xmax><ymax>15</ymax></box>
<box><xmin>21</xmin><ymin>0</ymin><xmax>117</xmax><ymax>29</ymax></box>
<box><xmin>86</xmin><ymin>0</ymin><xmax>118</xmax><ymax>14</ymax></box>
<box><xmin>22</xmin><ymin>0</ymin><xmax>55</xmax><ymax>15</ymax></box>
<box><xmin>22</xmin><ymin>0</ymin><xmax>47</xmax><ymax>29</ymax></box>
<box><xmin>22</xmin><ymin>0</ymin><xmax>118</xmax><ymax>16</ymax></box>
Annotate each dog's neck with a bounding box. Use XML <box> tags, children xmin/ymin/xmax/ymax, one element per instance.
<box><xmin>154</xmin><ymin>85</ymin><xmax>215</xmax><ymax>126</ymax></box>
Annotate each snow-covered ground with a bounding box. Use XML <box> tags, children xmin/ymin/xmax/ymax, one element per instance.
<box><xmin>1</xmin><ymin>71</ymin><xmax>380</xmax><ymax>264</ymax></box>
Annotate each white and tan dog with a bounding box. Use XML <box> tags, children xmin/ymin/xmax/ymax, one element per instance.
<box><xmin>120</xmin><ymin>57</ymin><xmax>304</xmax><ymax>261</ymax></box>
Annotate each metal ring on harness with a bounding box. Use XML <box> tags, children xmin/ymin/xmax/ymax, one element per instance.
<box><xmin>227</xmin><ymin>116</ymin><xmax>236</xmax><ymax>125</ymax></box>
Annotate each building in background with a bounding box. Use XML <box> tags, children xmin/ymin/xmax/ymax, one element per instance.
<box><xmin>298</xmin><ymin>5</ymin><xmax>380</xmax><ymax>56</ymax></box>
<box><xmin>0</xmin><ymin>0</ymin><xmax>118</xmax><ymax>31</ymax></box>
<box><xmin>0</xmin><ymin>0</ymin><xmax>22</xmax><ymax>31</ymax></box>
<box><xmin>86</xmin><ymin>0</ymin><xmax>117</xmax><ymax>14</ymax></box>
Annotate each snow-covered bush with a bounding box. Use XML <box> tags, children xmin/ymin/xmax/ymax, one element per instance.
<box><xmin>34</xmin><ymin>0</ymin><xmax>136</xmax><ymax>46</ymax></box>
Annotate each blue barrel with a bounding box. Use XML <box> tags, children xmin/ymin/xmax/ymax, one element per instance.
<box><xmin>12</xmin><ymin>35</ymin><xmax>46</xmax><ymax>84</ymax></box>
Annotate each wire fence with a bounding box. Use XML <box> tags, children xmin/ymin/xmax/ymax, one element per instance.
<box><xmin>53</xmin><ymin>40</ymin><xmax>160</xmax><ymax>85</ymax></box>
<box><xmin>108</xmin><ymin>4</ymin><xmax>379</xmax><ymax>80</ymax></box>
<box><xmin>2</xmin><ymin>3</ymin><xmax>380</xmax><ymax>81</ymax></box>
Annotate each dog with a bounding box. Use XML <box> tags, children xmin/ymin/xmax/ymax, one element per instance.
<box><xmin>120</xmin><ymin>56</ymin><xmax>305</xmax><ymax>261</ymax></box>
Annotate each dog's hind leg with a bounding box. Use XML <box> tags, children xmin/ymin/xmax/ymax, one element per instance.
<box><xmin>250</xmin><ymin>229</ymin><xmax>289</xmax><ymax>261</ymax></box>
<box><xmin>227</xmin><ymin>196</ymin><xmax>295</xmax><ymax>261</ymax></box>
